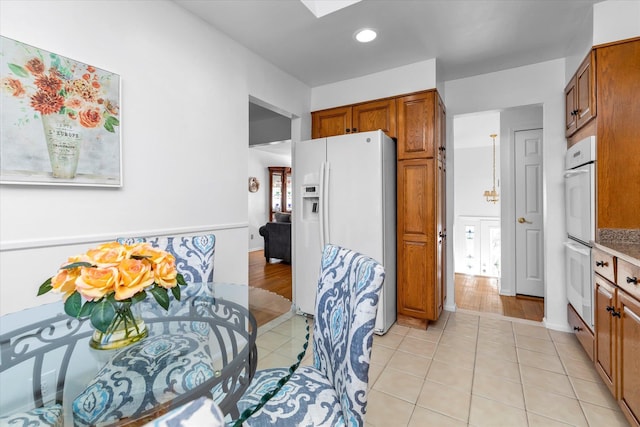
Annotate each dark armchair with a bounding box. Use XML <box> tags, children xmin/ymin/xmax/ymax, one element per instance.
<box><xmin>259</xmin><ymin>212</ymin><xmax>291</xmax><ymax>263</ymax></box>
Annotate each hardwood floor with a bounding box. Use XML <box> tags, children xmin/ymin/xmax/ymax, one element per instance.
<box><xmin>249</xmin><ymin>250</ymin><xmax>292</xmax><ymax>300</ymax></box>
<box><xmin>454</xmin><ymin>273</ymin><xmax>545</xmax><ymax>322</ymax></box>
<box><xmin>249</xmin><ymin>250</ymin><xmax>293</xmax><ymax>326</ymax></box>
<box><xmin>247</xmin><ymin>252</ymin><xmax>543</xmax><ymax>324</ymax></box>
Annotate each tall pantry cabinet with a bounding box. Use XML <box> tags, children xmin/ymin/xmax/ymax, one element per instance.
<box><xmin>311</xmin><ymin>89</ymin><xmax>447</xmax><ymax>328</ymax></box>
<box><xmin>396</xmin><ymin>90</ymin><xmax>447</xmax><ymax>327</ymax></box>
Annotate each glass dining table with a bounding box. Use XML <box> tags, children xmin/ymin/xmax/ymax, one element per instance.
<box><xmin>0</xmin><ymin>283</ymin><xmax>310</xmax><ymax>426</ymax></box>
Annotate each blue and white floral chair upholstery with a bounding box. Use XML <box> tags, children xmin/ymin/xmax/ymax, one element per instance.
<box><xmin>143</xmin><ymin>396</ymin><xmax>225</xmax><ymax>427</ymax></box>
<box><xmin>72</xmin><ymin>333</ymin><xmax>217</xmax><ymax>426</ymax></box>
<box><xmin>116</xmin><ymin>234</ymin><xmax>216</xmax><ymax>298</ymax></box>
<box><xmin>0</xmin><ymin>405</ymin><xmax>63</xmax><ymax>427</ymax></box>
<box><xmin>236</xmin><ymin>244</ymin><xmax>385</xmax><ymax>427</ymax></box>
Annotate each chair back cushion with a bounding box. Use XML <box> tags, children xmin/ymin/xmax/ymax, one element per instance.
<box><xmin>116</xmin><ymin>234</ymin><xmax>215</xmax><ymax>297</ymax></box>
<box><xmin>313</xmin><ymin>244</ymin><xmax>385</xmax><ymax>426</ymax></box>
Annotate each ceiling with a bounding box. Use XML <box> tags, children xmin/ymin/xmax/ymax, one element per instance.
<box><xmin>174</xmin><ymin>0</ymin><xmax>597</xmax><ymax>87</ymax></box>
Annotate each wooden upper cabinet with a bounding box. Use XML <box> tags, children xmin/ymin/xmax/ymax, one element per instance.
<box><xmin>565</xmin><ymin>79</ymin><xmax>578</xmax><ymax>136</ymax></box>
<box><xmin>596</xmin><ymin>38</ymin><xmax>640</xmax><ymax>230</ymax></box>
<box><xmin>352</xmin><ymin>99</ymin><xmax>396</xmax><ymax>137</ymax></box>
<box><xmin>576</xmin><ymin>51</ymin><xmax>596</xmax><ymax>129</ymax></box>
<box><xmin>311</xmin><ymin>99</ymin><xmax>396</xmax><ymax>139</ymax></box>
<box><xmin>565</xmin><ymin>51</ymin><xmax>596</xmax><ymax>137</ymax></box>
<box><xmin>397</xmin><ymin>91</ymin><xmax>435</xmax><ymax>160</ymax></box>
<box><xmin>312</xmin><ymin>106</ymin><xmax>351</xmax><ymax>139</ymax></box>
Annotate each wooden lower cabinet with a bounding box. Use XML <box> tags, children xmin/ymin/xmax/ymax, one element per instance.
<box><xmin>594</xmin><ymin>266</ymin><xmax>640</xmax><ymax>426</ymax></box>
<box><xmin>567</xmin><ymin>303</ymin><xmax>594</xmax><ymax>361</ymax></box>
<box><xmin>594</xmin><ymin>275</ymin><xmax>617</xmax><ymax>397</ymax></box>
<box><xmin>618</xmin><ymin>290</ymin><xmax>640</xmax><ymax>426</ymax></box>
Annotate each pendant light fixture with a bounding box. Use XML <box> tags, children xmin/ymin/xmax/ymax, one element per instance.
<box><xmin>483</xmin><ymin>133</ymin><xmax>499</xmax><ymax>203</ymax></box>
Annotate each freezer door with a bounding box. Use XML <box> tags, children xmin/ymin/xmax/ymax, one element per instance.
<box><xmin>293</xmin><ymin>138</ymin><xmax>327</xmax><ymax>316</ymax></box>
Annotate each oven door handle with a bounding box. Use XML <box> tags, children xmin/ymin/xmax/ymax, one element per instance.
<box><xmin>564</xmin><ymin>169</ymin><xmax>589</xmax><ymax>178</ymax></box>
<box><xmin>564</xmin><ymin>241</ymin><xmax>591</xmax><ymax>256</ymax></box>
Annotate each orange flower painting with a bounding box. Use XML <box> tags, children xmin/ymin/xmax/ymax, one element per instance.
<box><xmin>1</xmin><ymin>36</ymin><xmax>121</xmax><ymax>186</ymax></box>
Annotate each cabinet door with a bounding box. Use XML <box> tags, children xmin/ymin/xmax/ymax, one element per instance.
<box><xmin>595</xmin><ymin>275</ymin><xmax>617</xmax><ymax>397</ymax></box>
<box><xmin>352</xmin><ymin>99</ymin><xmax>397</xmax><ymax>138</ymax></box>
<box><xmin>596</xmin><ymin>39</ymin><xmax>640</xmax><ymax>230</ymax></box>
<box><xmin>436</xmin><ymin>94</ymin><xmax>447</xmax><ymax>307</ymax></box>
<box><xmin>564</xmin><ymin>76</ymin><xmax>578</xmax><ymax>137</ymax></box>
<box><xmin>618</xmin><ymin>290</ymin><xmax>640</xmax><ymax>426</ymax></box>
<box><xmin>311</xmin><ymin>106</ymin><xmax>352</xmax><ymax>139</ymax></box>
<box><xmin>397</xmin><ymin>91</ymin><xmax>435</xmax><ymax>160</ymax></box>
<box><xmin>576</xmin><ymin>51</ymin><xmax>596</xmax><ymax>129</ymax></box>
<box><xmin>397</xmin><ymin>159</ymin><xmax>438</xmax><ymax>319</ymax></box>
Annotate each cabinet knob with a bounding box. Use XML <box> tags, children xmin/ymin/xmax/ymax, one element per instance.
<box><xmin>352</xmin><ymin>128</ymin><xmax>357</xmax><ymax>132</ymax></box>
<box><xmin>345</xmin><ymin>128</ymin><xmax>351</xmax><ymax>133</ymax></box>
<box><xmin>573</xmin><ymin>326</ymin><xmax>582</xmax><ymax>332</ymax></box>
<box><xmin>596</xmin><ymin>260</ymin><xmax>608</xmax><ymax>267</ymax></box>
<box><xmin>570</xmin><ymin>110</ymin><xmax>576</xmax><ymax>116</ymax></box>
<box><xmin>627</xmin><ymin>276</ymin><xmax>638</xmax><ymax>285</ymax></box>
<box><xmin>606</xmin><ymin>305</ymin><xmax>615</xmax><ymax>312</ymax></box>
<box><xmin>612</xmin><ymin>310</ymin><xmax>621</xmax><ymax>318</ymax></box>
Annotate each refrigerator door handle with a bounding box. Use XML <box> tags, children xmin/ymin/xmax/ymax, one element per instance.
<box><xmin>323</xmin><ymin>161</ymin><xmax>330</xmax><ymax>245</ymax></box>
<box><xmin>319</xmin><ymin>162</ymin><xmax>326</xmax><ymax>249</ymax></box>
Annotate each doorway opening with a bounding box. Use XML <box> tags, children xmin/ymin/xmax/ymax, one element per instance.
<box><xmin>248</xmin><ymin>98</ymin><xmax>293</xmax><ymax>326</ymax></box>
<box><xmin>452</xmin><ymin>106</ymin><xmax>544</xmax><ymax>322</ymax></box>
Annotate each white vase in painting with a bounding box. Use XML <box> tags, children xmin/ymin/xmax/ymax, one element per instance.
<box><xmin>41</xmin><ymin>114</ymin><xmax>82</xmax><ymax>179</ymax></box>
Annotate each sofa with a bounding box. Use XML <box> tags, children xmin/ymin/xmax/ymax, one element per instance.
<box><xmin>259</xmin><ymin>212</ymin><xmax>291</xmax><ymax>263</ymax></box>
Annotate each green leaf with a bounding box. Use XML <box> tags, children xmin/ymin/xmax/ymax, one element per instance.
<box><xmin>78</xmin><ymin>300</ymin><xmax>96</xmax><ymax>317</ymax></box>
<box><xmin>8</xmin><ymin>63</ymin><xmax>28</xmax><ymax>78</ymax></box>
<box><xmin>37</xmin><ymin>278</ymin><xmax>53</xmax><ymax>296</ymax></box>
<box><xmin>104</xmin><ymin>116</ymin><xmax>119</xmax><ymax>133</ymax></box>
<box><xmin>176</xmin><ymin>273</ymin><xmax>187</xmax><ymax>287</ymax></box>
<box><xmin>90</xmin><ymin>299</ymin><xmax>116</xmax><ymax>333</ymax></box>
<box><xmin>149</xmin><ymin>286</ymin><xmax>170</xmax><ymax>311</ymax></box>
<box><xmin>171</xmin><ymin>285</ymin><xmax>181</xmax><ymax>301</ymax></box>
<box><xmin>64</xmin><ymin>291</ymin><xmax>83</xmax><ymax>318</ymax></box>
<box><xmin>132</xmin><ymin>291</ymin><xmax>147</xmax><ymax>304</ymax></box>
<box><xmin>61</xmin><ymin>261</ymin><xmax>94</xmax><ymax>270</ymax></box>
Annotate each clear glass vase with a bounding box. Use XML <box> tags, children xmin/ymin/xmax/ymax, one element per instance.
<box><xmin>89</xmin><ymin>302</ymin><xmax>148</xmax><ymax>350</ymax></box>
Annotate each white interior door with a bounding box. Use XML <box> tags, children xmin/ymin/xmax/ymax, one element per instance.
<box><xmin>515</xmin><ymin>129</ymin><xmax>544</xmax><ymax>297</ymax></box>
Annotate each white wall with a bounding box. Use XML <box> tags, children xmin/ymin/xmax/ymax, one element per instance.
<box><xmin>311</xmin><ymin>59</ymin><xmax>436</xmax><ymax>111</ymax></box>
<box><xmin>445</xmin><ymin>59</ymin><xmax>568</xmax><ymax>330</ymax></box>
<box><xmin>0</xmin><ymin>0</ymin><xmax>310</xmax><ymax>315</ymax></box>
<box><xmin>248</xmin><ymin>147</ymin><xmax>291</xmax><ymax>251</ymax></box>
<box><xmin>593</xmin><ymin>0</ymin><xmax>640</xmax><ymax>45</ymax></box>
<box><xmin>454</xmin><ymin>146</ymin><xmax>501</xmax><ymax>217</ymax></box>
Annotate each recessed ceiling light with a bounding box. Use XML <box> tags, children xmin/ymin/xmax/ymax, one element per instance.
<box><xmin>355</xmin><ymin>28</ymin><xmax>377</xmax><ymax>43</ymax></box>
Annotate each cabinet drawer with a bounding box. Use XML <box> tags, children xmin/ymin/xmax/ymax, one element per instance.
<box><xmin>593</xmin><ymin>248</ymin><xmax>615</xmax><ymax>282</ymax></box>
<box><xmin>568</xmin><ymin>303</ymin><xmax>594</xmax><ymax>361</ymax></box>
<box><xmin>618</xmin><ymin>259</ymin><xmax>640</xmax><ymax>301</ymax></box>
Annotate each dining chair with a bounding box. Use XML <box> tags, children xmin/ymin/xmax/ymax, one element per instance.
<box><xmin>235</xmin><ymin>244</ymin><xmax>386</xmax><ymax>426</ymax></box>
<box><xmin>116</xmin><ymin>234</ymin><xmax>216</xmax><ymax>297</ymax></box>
<box><xmin>143</xmin><ymin>396</ymin><xmax>225</xmax><ymax>427</ymax></box>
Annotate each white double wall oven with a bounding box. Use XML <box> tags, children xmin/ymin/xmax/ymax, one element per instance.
<box><xmin>564</xmin><ymin>136</ymin><xmax>596</xmax><ymax>328</ymax></box>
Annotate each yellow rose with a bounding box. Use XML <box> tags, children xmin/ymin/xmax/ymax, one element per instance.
<box><xmin>86</xmin><ymin>242</ymin><xmax>128</xmax><ymax>267</ymax></box>
<box><xmin>115</xmin><ymin>258</ymin><xmax>155</xmax><ymax>300</ymax></box>
<box><xmin>154</xmin><ymin>258</ymin><xmax>178</xmax><ymax>289</ymax></box>
<box><xmin>129</xmin><ymin>243</ymin><xmax>170</xmax><ymax>264</ymax></box>
<box><xmin>50</xmin><ymin>268</ymin><xmax>80</xmax><ymax>300</ymax></box>
<box><xmin>75</xmin><ymin>266</ymin><xmax>119</xmax><ymax>301</ymax></box>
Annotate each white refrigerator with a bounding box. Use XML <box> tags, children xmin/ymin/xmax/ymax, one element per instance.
<box><xmin>293</xmin><ymin>130</ymin><xmax>396</xmax><ymax>335</ymax></box>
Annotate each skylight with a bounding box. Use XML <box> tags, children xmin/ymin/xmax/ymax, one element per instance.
<box><xmin>300</xmin><ymin>0</ymin><xmax>362</xmax><ymax>18</ymax></box>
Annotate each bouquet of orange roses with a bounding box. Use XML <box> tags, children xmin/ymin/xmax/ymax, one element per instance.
<box><xmin>38</xmin><ymin>242</ymin><xmax>186</xmax><ymax>340</ymax></box>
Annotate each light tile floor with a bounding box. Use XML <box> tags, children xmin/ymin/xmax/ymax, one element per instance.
<box><xmin>255</xmin><ymin>309</ymin><xmax>631</xmax><ymax>427</ymax></box>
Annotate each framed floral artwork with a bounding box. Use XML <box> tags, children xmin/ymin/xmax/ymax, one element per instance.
<box><xmin>0</xmin><ymin>36</ymin><xmax>122</xmax><ymax>187</ymax></box>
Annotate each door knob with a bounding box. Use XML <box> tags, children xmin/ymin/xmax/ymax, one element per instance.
<box><xmin>517</xmin><ymin>217</ymin><xmax>532</xmax><ymax>224</ymax></box>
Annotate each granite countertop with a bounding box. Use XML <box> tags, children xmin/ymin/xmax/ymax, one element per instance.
<box><xmin>595</xmin><ymin>229</ymin><xmax>640</xmax><ymax>266</ymax></box>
